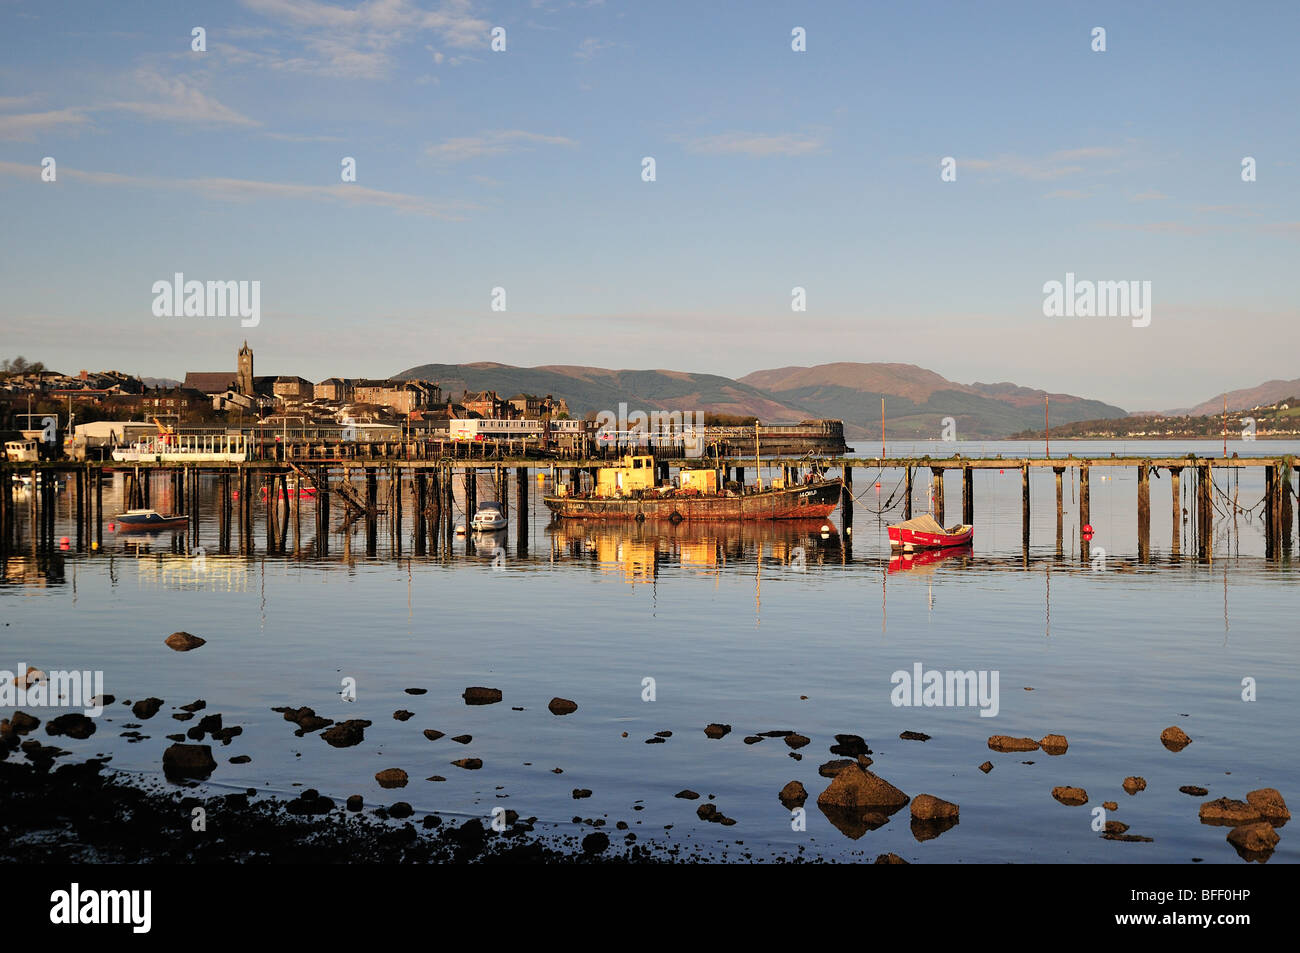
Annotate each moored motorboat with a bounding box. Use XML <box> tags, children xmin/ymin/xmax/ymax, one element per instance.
<box><xmin>470</xmin><ymin>501</ymin><xmax>507</xmax><ymax>531</ymax></box>
<box><xmin>887</xmin><ymin>514</ymin><xmax>973</xmax><ymax>550</ymax></box>
<box><xmin>114</xmin><ymin>508</ymin><xmax>188</xmax><ymax>532</ymax></box>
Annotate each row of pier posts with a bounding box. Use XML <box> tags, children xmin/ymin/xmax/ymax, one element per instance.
<box><xmin>0</xmin><ymin>460</ymin><xmax>1295</xmax><ymax>562</ymax></box>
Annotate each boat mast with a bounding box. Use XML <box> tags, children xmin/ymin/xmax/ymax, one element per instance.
<box><xmin>880</xmin><ymin>396</ymin><xmax>885</xmax><ymax>459</ymax></box>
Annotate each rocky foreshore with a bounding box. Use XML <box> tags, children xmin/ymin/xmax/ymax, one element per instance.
<box><xmin>0</xmin><ymin>757</ymin><xmax>677</xmax><ymax>864</ymax></box>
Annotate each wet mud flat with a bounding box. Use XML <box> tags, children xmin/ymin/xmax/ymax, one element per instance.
<box><xmin>0</xmin><ymin>758</ymin><xmax>689</xmax><ymax>864</ymax></box>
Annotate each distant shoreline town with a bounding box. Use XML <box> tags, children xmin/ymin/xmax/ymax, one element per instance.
<box><xmin>2</xmin><ymin>349</ymin><xmax>1297</xmax><ymax>457</ymax></box>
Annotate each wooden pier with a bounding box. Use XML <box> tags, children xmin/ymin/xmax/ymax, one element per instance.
<box><xmin>1</xmin><ymin>453</ymin><xmax>1294</xmax><ymax>563</ymax></box>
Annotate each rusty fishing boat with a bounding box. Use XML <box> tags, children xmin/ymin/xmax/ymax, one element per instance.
<box><xmin>544</xmin><ymin>454</ymin><xmax>842</xmax><ymax>522</ymax></box>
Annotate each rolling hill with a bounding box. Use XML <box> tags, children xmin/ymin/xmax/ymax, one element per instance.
<box><xmin>395</xmin><ymin>360</ymin><xmax>1130</xmax><ymax>440</ymax></box>
<box><xmin>739</xmin><ymin>363</ymin><xmax>1128</xmax><ymax>439</ymax></box>
<box><xmin>1163</xmin><ymin>378</ymin><xmax>1300</xmax><ymax>418</ymax></box>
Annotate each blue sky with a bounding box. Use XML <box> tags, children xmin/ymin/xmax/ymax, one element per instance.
<box><xmin>1</xmin><ymin>0</ymin><xmax>1296</xmax><ymax>409</ymax></box>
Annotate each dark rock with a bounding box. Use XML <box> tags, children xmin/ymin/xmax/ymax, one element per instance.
<box><xmin>404</xmin><ymin>688</ymin><xmax>427</xmax><ymax>695</ymax></box>
<box><xmin>286</xmin><ymin>789</ymin><xmax>335</xmax><ymax>815</ymax></box>
<box><xmin>547</xmin><ymin>697</ymin><xmax>578</xmax><ymax>715</ymax></box>
<box><xmin>45</xmin><ymin>713</ymin><xmax>96</xmax><ymax>739</ymax></box>
<box><xmin>978</xmin><ymin>761</ymin><xmax>994</xmax><ymax>774</ymax></box>
<box><xmin>463</xmin><ymin>687</ymin><xmax>502</xmax><ymax>706</ymax></box>
<box><xmin>164</xmin><ymin>631</ymin><xmax>206</xmax><ymax>652</ymax></box>
<box><xmin>784</xmin><ymin>733</ymin><xmax>810</xmax><ymax>750</ymax></box>
<box><xmin>451</xmin><ymin>758</ymin><xmax>482</xmax><ymax>770</ymax></box>
<box><xmin>1246</xmin><ymin>788</ymin><xmax>1290</xmax><ymax>824</ymax></box>
<box><xmin>674</xmin><ymin>790</ymin><xmax>700</xmax><ymax>800</ymax></box>
<box><xmin>375</xmin><ymin>768</ymin><xmax>408</xmax><ymax>789</ymax></box>
<box><xmin>1039</xmin><ymin>734</ymin><xmax>1068</xmax><ymax>755</ymax></box>
<box><xmin>987</xmin><ymin>735</ymin><xmax>1038</xmax><ymax>752</ymax></box>
<box><xmin>450</xmin><ymin>734</ymin><xmax>472</xmax><ymax>744</ymax></box>
<box><xmin>161</xmin><ymin>743</ymin><xmax>216</xmax><ymax>780</ymax></box>
<box><xmin>572</xmin><ymin>789</ymin><xmax>592</xmax><ymax>799</ymax></box>
<box><xmin>1052</xmin><ymin>786</ymin><xmax>1088</xmax><ymax>806</ymax></box>
<box><xmin>1123</xmin><ymin>776</ymin><xmax>1147</xmax><ymax>795</ymax></box>
<box><xmin>911</xmin><ymin>794</ymin><xmax>959</xmax><ymax>820</ymax></box>
<box><xmin>423</xmin><ymin>730</ymin><xmax>445</xmax><ymax>741</ymax></box>
<box><xmin>817</xmin><ymin>764</ymin><xmax>909</xmax><ymax>810</ymax></box>
<box><xmin>900</xmin><ymin>730</ymin><xmax>931</xmax><ymax>742</ymax></box>
<box><xmin>388</xmin><ymin>801</ymin><xmax>414</xmax><ymax>819</ymax></box>
<box><xmin>582</xmin><ymin>832</ymin><xmax>609</xmax><ymax>854</ymax></box>
<box><xmin>131</xmin><ymin>698</ymin><xmax>164</xmax><ymax>720</ymax></box>
<box><xmin>654</xmin><ymin>730</ymin><xmax>672</xmax><ymax>738</ymax></box>
<box><xmin>644</xmin><ymin>737</ymin><xmax>665</xmax><ymax>744</ymax></box>
<box><xmin>1160</xmin><ymin>725</ymin><xmax>1192</xmax><ymax>752</ymax></box>
<box><xmin>703</xmin><ymin>723</ymin><xmax>731</xmax><ymax>739</ymax></box>
<box><xmin>179</xmin><ymin>700</ymin><xmax>206</xmax><ymax>712</ymax></box>
<box><xmin>320</xmin><ymin>719</ymin><xmax>371</xmax><ymax>747</ymax></box>
<box><xmin>393</xmin><ymin>710</ymin><xmax>414</xmax><ymax>721</ymax></box>
<box><xmin>874</xmin><ymin>853</ymin><xmax>909</xmax><ymax>864</ymax></box>
<box><xmin>229</xmin><ymin>755</ymin><xmax>251</xmax><ymax>764</ymax></box>
<box><xmin>1198</xmin><ymin>798</ymin><xmax>1262</xmax><ymax>826</ymax></box>
<box><xmin>778</xmin><ymin>780</ymin><xmax>808</xmax><ymax>809</ymax></box>
<box><xmin>1226</xmin><ymin>821</ymin><xmax>1279</xmax><ymax>853</ymax></box>
<box><xmin>819</xmin><ymin>759</ymin><xmax>854</xmax><ymax>778</ymax></box>
<box><xmin>743</xmin><ymin>736</ymin><xmax>763</xmax><ymax>745</ymax></box>
<box><xmin>829</xmin><ymin>734</ymin><xmax>871</xmax><ymax>757</ymax></box>
<box><xmin>1180</xmin><ymin>785</ymin><xmax>1209</xmax><ymax>796</ymax></box>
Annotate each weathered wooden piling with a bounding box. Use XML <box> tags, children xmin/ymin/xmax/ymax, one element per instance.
<box><xmin>841</xmin><ymin>465</ymin><xmax>853</xmax><ymax>526</ymax></box>
<box><xmin>1196</xmin><ymin>463</ymin><xmax>1213</xmax><ymax>560</ymax></box>
<box><xmin>904</xmin><ymin>467</ymin><xmax>913</xmax><ymax>519</ymax></box>
<box><xmin>1137</xmin><ymin>464</ymin><xmax>1150</xmax><ymax>562</ymax></box>
<box><xmin>931</xmin><ymin>467</ymin><xmax>944</xmax><ymax>523</ymax></box>
<box><xmin>962</xmin><ymin>467</ymin><xmax>973</xmax><ymax>525</ymax></box>
<box><xmin>1169</xmin><ymin>466</ymin><xmax>1182</xmax><ymax>555</ymax></box>
<box><xmin>1079</xmin><ymin>465</ymin><xmax>1090</xmax><ymax>559</ymax></box>
<box><xmin>1053</xmin><ymin>467</ymin><xmax>1064</xmax><ymax>556</ymax></box>
<box><xmin>1282</xmin><ymin>463</ymin><xmax>1294</xmax><ymax>551</ymax></box>
<box><xmin>1020</xmin><ymin>465</ymin><xmax>1030</xmax><ymax>551</ymax></box>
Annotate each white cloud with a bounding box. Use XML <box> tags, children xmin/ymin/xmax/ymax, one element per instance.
<box><xmin>0</xmin><ymin>108</ymin><xmax>91</xmax><ymax>141</ymax></box>
<box><xmin>108</xmin><ymin>70</ymin><xmax>258</xmax><ymax>126</ymax></box>
<box><xmin>237</xmin><ymin>0</ymin><xmax>491</xmax><ymax>78</ymax></box>
<box><xmin>0</xmin><ymin>160</ymin><xmax>476</xmax><ymax>220</ymax></box>
<box><xmin>425</xmin><ymin>129</ymin><xmax>577</xmax><ymax>161</ymax></box>
<box><xmin>684</xmin><ymin>132</ymin><xmax>823</xmax><ymax>158</ymax></box>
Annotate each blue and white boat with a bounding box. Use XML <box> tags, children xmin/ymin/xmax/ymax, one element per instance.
<box><xmin>114</xmin><ymin>508</ymin><xmax>188</xmax><ymax>532</ymax></box>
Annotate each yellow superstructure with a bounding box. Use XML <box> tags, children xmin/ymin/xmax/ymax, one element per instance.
<box><xmin>596</xmin><ymin>455</ymin><xmax>657</xmax><ymax>497</ymax></box>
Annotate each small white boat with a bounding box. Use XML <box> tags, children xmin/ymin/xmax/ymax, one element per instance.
<box><xmin>469</xmin><ymin>502</ymin><xmax>507</xmax><ymax>531</ymax></box>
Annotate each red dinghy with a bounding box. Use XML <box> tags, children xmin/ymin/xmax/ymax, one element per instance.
<box><xmin>888</xmin><ymin>514</ymin><xmax>973</xmax><ymax>550</ymax></box>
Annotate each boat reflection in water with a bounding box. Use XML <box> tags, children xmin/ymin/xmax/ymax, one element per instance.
<box><xmin>544</xmin><ymin>518</ymin><xmax>845</xmax><ymax>583</ymax></box>
<box><xmin>887</xmin><ymin>542</ymin><xmax>973</xmax><ymax>574</ymax></box>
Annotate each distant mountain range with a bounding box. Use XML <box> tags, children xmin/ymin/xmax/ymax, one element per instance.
<box><xmin>394</xmin><ymin>361</ymin><xmax>1129</xmax><ymax>440</ymax></box>
<box><xmin>1153</xmin><ymin>378</ymin><xmax>1300</xmax><ymax>418</ymax></box>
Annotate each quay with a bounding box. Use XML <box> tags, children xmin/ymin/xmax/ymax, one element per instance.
<box><xmin>1</xmin><ymin>453</ymin><xmax>1295</xmax><ymax>562</ymax></box>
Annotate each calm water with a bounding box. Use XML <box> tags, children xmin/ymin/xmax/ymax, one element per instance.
<box><xmin>3</xmin><ymin>440</ymin><xmax>1297</xmax><ymax>863</ymax></box>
